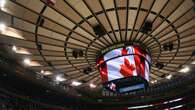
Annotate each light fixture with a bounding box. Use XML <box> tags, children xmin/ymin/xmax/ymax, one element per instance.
<box><xmin>72</xmin><ymin>49</ymin><xmax>83</xmax><ymax>58</ymax></box>
<box><xmin>191</xmin><ymin>60</ymin><xmax>195</xmax><ymax>64</ymax></box>
<box><xmin>140</xmin><ymin>20</ymin><xmax>152</xmax><ymax>34</ymax></box>
<box><xmin>71</xmin><ymin>81</ymin><xmax>82</xmax><ymax>86</ymax></box>
<box><xmin>23</xmin><ymin>58</ymin><xmax>31</xmax><ymax>65</ymax></box>
<box><xmin>0</xmin><ymin>23</ymin><xmax>6</xmax><ymax>32</ymax></box>
<box><xmin>170</xmin><ymin>105</ymin><xmax>184</xmax><ymax>110</ymax></box>
<box><xmin>127</xmin><ymin>104</ymin><xmax>153</xmax><ymax>109</ymax></box>
<box><xmin>89</xmin><ymin>83</ymin><xmax>96</xmax><ymax>88</ymax></box>
<box><xmin>2</xmin><ymin>27</ymin><xmax>24</xmax><ymax>39</ymax></box>
<box><xmin>169</xmin><ymin>98</ymin><xmax>183</xmax><ymax>103</ymax></box>
<box><xmin>12</xmin><ymin>45</ymin><xmax>17</xmax><ymax>51</ymax></box>
<box><xmin>0</xmin><ymin>0</ymin><xmax>5</xmax><ymax>9</ymax></box>
<box><xmin>23</xmin><ymin>58</ymin><xmax>41</xmax><ymax>66</ymax></box>
<box><xmin>40</xmin><ymin>70</ymin><xmax>53</xmax><ymax>75</ymax></box>
<box><xmin>43</xmin><ymin>71</ymin><xmax>53</xmax><ymax>75</ymax></box>
<box><xmin>55</xmin><ymin>75</ymin><xmax>66</xmax><ymax>82</ymax></box>
<box><xmin>179</xmin><ymin>66</ymin><xmax>190</xmax><ymax>73</ymax></box>
<box><xmin>163</xmin><ymin>42</ymin><xmax>174</xmax><ymax>51</ymax></box>
<box><xmin>12</xmin><ymin>46</ymin><xmax>31</xmax><ymax>55</ymax></box>
<box><xmin>41</xmin><ymin>70</ymin><xmax>45</xmax><ymax>74</ymax></box>
<box><xmin>166</xmin><ymin>74</ymin><xmax>172</xmax><ymax>80</ymax></box>
<box><xmin>151</xmin><ymin>80</ymin><xmax>157</xmax><ymax>84</ymax></box>
<box><xmin>93</xmin><ymin>24</ymin><xmax>106</xmax><ymax>37</ymax></box>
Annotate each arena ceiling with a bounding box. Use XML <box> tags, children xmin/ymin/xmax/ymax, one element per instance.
<box><xmin>0</xmin><ymin>0</ymin><xmax>195</xmax><ymax>88</ymax></box>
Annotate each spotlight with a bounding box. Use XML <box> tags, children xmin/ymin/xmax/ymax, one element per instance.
<box><xmin>41</xmin><ymin>70</ymin><xmax>45</xmax><ymax>74</ymax></box>
<box><xmin>12</xmin><ymin>45</ymin><xmax>17</xmax><ymax>51</ymax></box>
<box><xmin>72</xmin><ymin>49</ymin><xmax>83</xmax><ymax>58</ymax></box>
<box><xmin>191</xmin><ymin>60</ymin><xmax>195</xmax><ymax>64</ymax></box>
<box><xmin>155</xmin><ymin>62</ymin><xmax>164</xmax><ymax>69</ymax></box>
<box><xmin>41</xmin><ymin>70</ymin><xmax>53</xmax><ymax>75</ymax></box>
<box><xmin>0</xmin><ymin>0</ymin><xmax>5</xmax><ymax>9</ymax></box>
<box><xmin>166</xmin><ymin>74</ymin><xmax>172</xmax><ymax>80</ymax></box>
<box><xmin>179</xmin><ymin>66</ymin><xmax>190</xmax><ymax>73</ymax></box>
<box><xmin>151</xmin><ymin>80</ymin><xmax>157</xmax><ymax>84</ymax></box>
<box><xmin>12</xmin><ymin>46</ymin><xmax>31</xmax><ymax>55</ymax></box>
<box><xmin>43</xmin><ymin>71</ymin><xmax>53</xmax><ymax>75</ymax></box>
<box><xmin>140</xmin><ymin>21</ymin><xmax>152</xmax><ymax>34</ymax></box>
<box><xmin>89</xmin><ymin>83</ymin><xmax>96</xmax><ymax>88</ymax></box>
<box><xmin>0</xmin><ymin>23</ymin><xmax>6</xmax><ymax>32</ymax></box>
<box><xmin>93</xmin><ymin>24</ymin><xmax>106</xmax><ymax>37</ymax></box>
<box><xmin>55</xmin><ymin>75</ymin><xmax>66</xmax><ymax>82</ymax></box>
<box><xmin>23</xmin><ymin>58</ymin><xmax>31</xmax><ymax>65</ymax></box>
<box><xmin>163</xmin><ymin>42</ymin><xmax>173</xmax><ymax>51</ymax></box>
<box><xmin>170</xmin><ymin>105</ymin><xmax>184</xmax><ymax>109</ymax></box>
<box><xmin>71</xmin><ymin>81</ymin><xmax>82</xmax><ymax>86</ymax></box>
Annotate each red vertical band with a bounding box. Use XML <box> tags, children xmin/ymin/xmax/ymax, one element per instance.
<box><xmin>122</xmin><ymin>47</ymin><xmax>128</xmax><ymax>55</ymax></box>
<box><xmin>97</xmin><ymin>57</ymin><xmax>108</xmax><ymax>83</ymax></box>
<box><xmin>133</xmin><ymin>46</ymin><xmax>145</xmax><ymax>78</ymax></box>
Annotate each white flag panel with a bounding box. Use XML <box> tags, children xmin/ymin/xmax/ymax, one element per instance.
<box><xmin>97</xmin><ymin>45</ymin><xmax>151</xmax><ymax>83</ymax></box>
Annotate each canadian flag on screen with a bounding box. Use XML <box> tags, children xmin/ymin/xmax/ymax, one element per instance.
<box><xmin>97</xmin><ymin>46</ymin><xmax>150</xmax><ymax>83</ymax></box>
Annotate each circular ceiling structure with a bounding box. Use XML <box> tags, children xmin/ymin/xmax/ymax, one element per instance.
<box><xmin>0</xmin><ymin>0</ymin><xmax>195</xmax><ymax>93</ymax></box>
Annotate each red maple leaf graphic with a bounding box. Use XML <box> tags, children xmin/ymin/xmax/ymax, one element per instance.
<box><xmin>120</xmin><ymin>58</ymin><xmax>135</xmax><ymax>77</ymax></box>
<box><xmin>122</xmin><ymin>47</ymin><xmax>128</xmax><ymax>55</ymax></box>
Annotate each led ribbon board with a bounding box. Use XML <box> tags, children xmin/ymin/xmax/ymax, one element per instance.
<box><xmin>97</xmin><ymin>45</ymin><xmax>151</xmax><ymax>93</ymax></box>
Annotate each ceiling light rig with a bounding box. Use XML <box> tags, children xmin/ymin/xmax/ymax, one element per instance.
<box><xmin>12</xmin><ymin>45</ymin><xmax>31</xmax><ymax>55</ymax></box>
<box><xmin>179</xmin><ymin>66</ymin><xmax>190</xmax><ymax>73</ymax></box>
<box><xmin>23</xmin><ymin>58</ymin><xmax>31</xmax><ymax>65</ymax></box>
<box><xmin>0</xmin><ymin>0</ymin><xmax>5</xmax><ymax>9</ymax></box>
<box><xmin>191</xmin><ymin>61</ymin><xmax>195</xmax><ymax>64</ymax></box>
<box><xmin>71</xmin><ymin>81</ymin><xmax>82</xmax><ymax>87</ymax></box>
<box><xmin>0</xmin><ymin>23</ymin><xmax>6</xmax><ymax>32</ymax></box>
<box><xmin>166</xmin><ymin>74</ymin><xmax>172</xmax><ymax>80</ymax></box>
<box><xmin>151</xmin><ymin>80</ymin><xmax>157</xmax><ymax>84</ymax></box>
<box><xmin>93</xmin><ymin>24</ymin><xmax>106</xmax><ymax>37</ymax></box>
<box><xmin>55</xmin><ymin>75</ymin><xmax>66</xmax><ymax>82</ymax></box>
<box><xmin>12</xmin><ymin>45</ymin><xmax>17</xmax><ymax>52</ymax></box>
<box><xmin>89</xmin><ymin>83</ymin><xmax>96</xmax><ymax>89</ymax></box>
<box><xmin>41</xmin><ymin>70</ymin><xmax>45</xmax><ymax>74</ymax></box>
<box><xmin>140</xmin><ymin>20</ymin><xmax>152</xmax><ymax>34</ymax></box>
<box><xmin>163</xmin><ymin>42</ymin><xmax>174</xmax><ymax>51</ymax></box>
<box><xmin>40</xmin><ymin>70</ymin><xmax>53</xmax><ymax>76</ymax></box>
<box><xmin>23</xmin><ymin>58</ymin><xmax>41</xmax><ymax>66</ymax></box>
<box><xmin>72</xmin><ymin>49</ymin><xmax>83</xmax><ymax>58</ymax></box>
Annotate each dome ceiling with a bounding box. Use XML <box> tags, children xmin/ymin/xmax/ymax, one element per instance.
<box><xmin>0</xmin><ymin>0</ymin><xmax>195</xmax><ymax>87</ymax></box>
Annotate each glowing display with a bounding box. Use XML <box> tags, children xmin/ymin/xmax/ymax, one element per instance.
<box><xmin>96</xmin><ymin>45</ymin><xmax>151</xmax><ymax>91</ymax></box>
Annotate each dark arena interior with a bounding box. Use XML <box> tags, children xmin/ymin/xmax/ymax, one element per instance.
<box><xmin>0</xmin><ymin>0</ymin><xmax>195</xmax><ymax>110</ymax></box>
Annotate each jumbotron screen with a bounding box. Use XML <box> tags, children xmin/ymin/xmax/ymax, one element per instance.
<box><xmin>97</xmin><ymin>45</ymin><xmax>151</xmax><ymax>93</ymax></box>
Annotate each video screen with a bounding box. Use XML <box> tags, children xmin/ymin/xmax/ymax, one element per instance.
<box><xmin>97</xmin><ymin>45</ymin><xmax>151</xmax><ymax>84</ymax></box>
